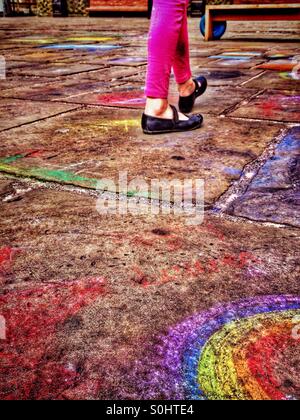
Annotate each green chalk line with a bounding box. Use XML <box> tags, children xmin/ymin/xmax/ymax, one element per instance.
<box><xmin>0</xmin><ymin>154</ymin><xmax>28</xmax><ymax>164</ymax></box>
<box><xmin>0</xmin><ymin>161</ymin><xmax>100</xmax><ymax>190</ymax></box>
<box><xmin>0</xmin><ymin>160</ymin><xmax>151</xmax><ymax>199</ymax></box>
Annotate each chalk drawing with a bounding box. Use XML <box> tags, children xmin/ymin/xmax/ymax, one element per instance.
<box><xmin>108</xmin><ymin>57</ymin><xmax>147</xmax><ymax>65</ymax></box>
<box><xmin>66</xmin><ymin>37</ymin><xmax>117</xmax><ymax>42</ymax></box>
<box><xmin>0</xmin><ymin>278</ymin><xmax>106</xmax><ymax>399</ymax></box>
<box><xmin>0</xmin><ymin>315</ymin><xmax>6</xmax><ymax>340</ymax></box>
<box><xmin>0</xmin><ymin>246</ymin><xmax>17</xmax><ymax>274</ymax></box>
<box><xmin>95</xmin><ymin>90</ymin><xmax>146</xmax><ymax>108</ymax></box>
<box><xmin>132</xmin><ymin>251</ymin><xmax>259</xmax><ymax>288</ymax></box>
<box><xmin>41</xmin><ymin>44</ymin><xmax>123</xmax><ymax>51</ymax></box>
<box><xmin>127</xmin><ymin>295</ymin><xmax>300</xmax><ymax>400</ymax></box>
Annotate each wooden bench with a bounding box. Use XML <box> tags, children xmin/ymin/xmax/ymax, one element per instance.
<box><xmin>205</xmin><ymin>3</ymin><xmax>300</xmax><ymax>40</ymax></box>
<box><xmin>87</xmin><ymin>0</ymin><xmax>149</xmax><ymax>13</ymax></box>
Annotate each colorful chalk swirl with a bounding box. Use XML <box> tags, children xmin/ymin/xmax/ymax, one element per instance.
<box><xmin>131</xmin><ymin>296</ymin><xmax>300</xmax><ymax>400</ymax></box>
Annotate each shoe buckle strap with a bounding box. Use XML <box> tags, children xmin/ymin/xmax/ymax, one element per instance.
<box><xmin>170</xmin><ymin>105</ymin><xmax>179</xmax><ymax>124</ymax></box>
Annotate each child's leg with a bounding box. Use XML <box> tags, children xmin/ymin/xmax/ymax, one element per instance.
<box><xmin>145</xmin><ymin>0</ymin><xmax>188</xmax><ymax>99</ymax></box>
<box><xmin>173</xmin><ymin>0</ymin><xmax>192</xmax><ymax>85</ymax></box>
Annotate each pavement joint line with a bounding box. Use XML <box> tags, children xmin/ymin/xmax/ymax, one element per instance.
<box><xmin>12</xmin><ymin>66</ymin><xmax>106</xmax><ymax>78</ymax></box>
<box><xmin>1</xmin><ymin>172</ymin><xmax>295</xmax><ymax>230</ymax></box>
<box><xmin>225</xmin><ymin>115</ymin><xmax>298</xmax><ymax>126</ymax></box>
<box><xmin>0</xmin><ymin>172</ymin><xmax>210</xmax><ymax>212</ymax></box>
<box><xmin>80</xmin><ymin>103</ymin><xmax>143</xmax><ymax>110</ymax></box>
<box><xmin>79</xmin><ymin>66</ymin><xmax>141</xmax><ymax>80</ymax></box>
<box><xmin>239</xmin><ymin>70</ymin><xmax>267</xmax><ymax>86</ymax></box>
<box><xmin>207</xmin><ymin>209</ymin><xmax>300</xmax><ymax>230</ymax></box>
<box><xmin>51</xmin><ymin>84</ymin><xmax>129</xmax><ymax>101</ymax></box>
<box><xmin>221</xmin><ymin>212</ymin><xmax>300</xmax><ymax>230</ymax></box>
<box><xmin>0</xmin><ymin>95</ymin><xmax>76</xmax><ymax>103</ymax></box>
<box><xmin>220</xmin><ymin>88</ymin><xmax>263</xmax><ymax>116</ymax></box>
<box><xmin>213</xmin><ymin>127</ymin><xmax>291</xmax><ymax>214</ymax></box>
<box><xmin>0</xmin><ymin>81</ymin><xmax>131</xmax><ymax>102</ymax></box>
<box><xmin>0</xmin><ymin>105</ymin><xmax>84</xmax><ymax>133</ymax></box>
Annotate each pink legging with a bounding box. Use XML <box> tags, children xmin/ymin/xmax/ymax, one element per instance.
<box><xmin>145</xmin><ymin>0</ymin><xmax>192</xmax><ymax>99</ymax></box>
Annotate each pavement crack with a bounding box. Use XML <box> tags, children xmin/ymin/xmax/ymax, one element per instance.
<box><xmin>213</xmin><ymin>127</ymin><xmax>291</xmax><ymax>213</ymax></box>
<box><xmin>220</xmin><ymin>88</ymin><xmax>265</xmax><ymax>116</ymax></box>
<box><xmin>0</xmin><ymin>106</ymin><xmax>84</xmax><ymax>133</ymax></box>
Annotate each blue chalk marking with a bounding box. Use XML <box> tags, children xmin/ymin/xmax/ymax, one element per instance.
<box><xmin>209</xmin><ymin>55</ymin><xmax>250</xmax><ymax>61</ymax></box>
<box><xmin>109</xmin><ymin>57</ymin><xmax>146</xmax><ymax>63</ymax></box>
<box><xmin>223</xmin><ymin>167</ymin><xmax>243</xmax><ymax>176</ymax></box>
<box><xmin>225</xmin><ymin>52</ymin><xmax>261</xmax><ymax>56</ymax></box>
<box><xmin>40</xmin><ymin>44</ymin><xmax>123</xmax><ymax>51</ymax></box>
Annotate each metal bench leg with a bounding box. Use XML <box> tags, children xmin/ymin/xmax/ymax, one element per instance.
<box><xmin>205</xmin><ymin>8</ymin><xmax>213</xmax><ymax>41</ymax></box>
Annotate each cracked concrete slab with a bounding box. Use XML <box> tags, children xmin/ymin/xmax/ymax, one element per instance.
<box><xmin>60</xmin><ymin>83</ymin><xmax>258</xmax><ymax>116</ymax></box>
<box><xmin>2</xmin><ymin>50</ymin><xmax>88</xmax><ymax>63</ymax></box>
<box><xmin>0</xmin><ymin>107</ymin><xmax>282</xmax><ymax>205</ymax></box>
<box><xmin>0</xmin><ymin>98</ymin><xmax>79</xmax><ymax>131</ymax></box>
<box><xmin>0</xmin><ymin>76</ymin><xmax>72</xmax><ymax>94</ymax></box>
<box><xmin>0</xmin><ymin>16</ymin><xmax>299</xmax><ymax>401</ymax></box>
<box><xmin>10</xmin><ymin>63</ymin><xmax>106</xmax><ymax>78</ymax></box>
<box><xmin>191</xmin><ymin>68</ymin><xmax>263</xmax><ymax>87</ymax></box>
<box><xmin>207</xmin><ymin>57</ymin><xmax>265</xmax><ymax>70</ymax></box>
<box><xmin>82</xmin><ymin>67</ymin><xmax>145</xmax><ymax>82</ymax></box>
<box><xmin>0</xmin><ymin>185</ymin><xmax>299</xmax><ymax>399</ymax></box>
<box><xmin>225</xmin><ymin>127</ymin><xmax>300</xmax><ymax>228</ymax></box>
<box><xmin>0</xmin><ymin>77</ymin><xmax>121</xmax><ymax>102</ymax></box>
<box><xmin>229</xmin><ymin>90</ymin><xmax>300</xmax><ymax>123</ymax></box>
<box><xmin>119</xmin><ymin>67</ymin><xmax>263</xmax><ymax>88</ymax></box>
<box><xmin>242</xmin><ymin>70</ymin><xmax>300</xmax><ymax>91</ymax></box>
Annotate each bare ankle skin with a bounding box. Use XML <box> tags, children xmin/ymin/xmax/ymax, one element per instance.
<box><xmin>144</xmin><ymin>98</ymin><xmax>189</xmax><ymax>121</ymax></box>
<box><xmin>145</xmin><ymin>98</ymin><xmax>168</xmax><ymax>117</ymax></box>
<box><xmin>178</xmin><ymin>78</ymin><xmax>195</xmax><ymax>97</ymax></box>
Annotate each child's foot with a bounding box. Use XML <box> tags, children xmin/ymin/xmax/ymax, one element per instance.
<box><xmin>142</xmin><ymin>104</ymin><xmax>203</xmax><ymax>135</ymax></box>
<box><xmin>178</xmin><ymin>78</ymin><xmax>197</xmax><ymax>97</ymax></box>
<box><xmin>178</xmin><ymin>76</ymin><xmax>208</xmax><ymax>114</ymax></box>
<box><xmin>145</xmin><ymin>98</ymin><xmax>188</xmax><ymax>121</ymax></box>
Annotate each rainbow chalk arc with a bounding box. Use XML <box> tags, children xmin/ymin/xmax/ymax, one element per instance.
<box><xmin>130</xmin><ymin>295</ymin><xmax>300</xmax><ymax>400</ymax></box>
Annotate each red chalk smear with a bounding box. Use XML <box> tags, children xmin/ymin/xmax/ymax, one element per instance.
<box><xmin>26</xmin><ymin>150</ymin><xmax>44</xmax><ymax>158</ymax></box>
<box><xmin>247</xmin><ymin>328</ymin><xmax>298</xmax><ymax>400</ymax></box>
<box><xmin>203</xmin><ymin>222</ymin><xmax>225</xmax><ymax>241</ymax></box>
<box><xmin>0</xmin><ymin>278</ymin><xmax>106</xmax><ymax>400</ymax></box>
<box><xmin>96</xmin><ymin>91</ymin><xmax>145</xmax><ymax>108</ymax></box>
<box><xmin>260</xmin><ymin>96</ymin><xmax>299</xmax><ymax>118</ymax></box>
<box><xmin>0</xmin><ymin>247</ymin><xmax>18</xmax><ymax>274</ymax></box>
<box><xmin>261</xmin><ymin>98</ymin><xmax>278</xmax><ymax>118</ymax></box>
<box><xmin>0</xmin><ymin>247</ymin><xmax>14</xmax><ymax>266</ymax></box>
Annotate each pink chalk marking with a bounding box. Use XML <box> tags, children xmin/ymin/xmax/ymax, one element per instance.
<box><xmin>0</xmin><ymin>277</ymin><xmax>106</xmax><ymax>400</ymax></box>
<box><xmin>0</xmin><ymin>247</ymin><xmax>20</xmax><ymax>274</ymax></box>
<box><xmin>96</xmin><ymin>91</ymin><xmax>146</xmax><ymax>108</ymax></box>
<box><xmin>132</xmin><ymin>250</ymin><xmax>260</xmax><ymax>288</ymax></box>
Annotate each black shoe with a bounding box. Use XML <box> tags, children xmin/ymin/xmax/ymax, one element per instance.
<box><xmin>179</xmin><ymin>76</ymin><xmax>207</xmax><ymax>114</ymax></box>
<box><xmin>142</xmin><ymin>105</ymin><xmax>203</xmax><ymax>135</ymax></box>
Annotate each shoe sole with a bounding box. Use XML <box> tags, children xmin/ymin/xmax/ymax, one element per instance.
<box><xmin>143</xmin><ymin>121</ymin><xmax>203</xmax><ymax>135</ymax></box>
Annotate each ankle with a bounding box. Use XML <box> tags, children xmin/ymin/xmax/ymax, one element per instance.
<box><xmin>178</xmin><ymin>78</ymin><xmax>195</xmax><ymax>97</ymax></box>
<box><xmin>145</xmin><ymin>98</ymin><xmax>168</xmax><ymax>117</ymax></box>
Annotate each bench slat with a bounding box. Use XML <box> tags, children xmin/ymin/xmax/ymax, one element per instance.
<box><xmin>205</xmin><ymin>3</ymin><xmax>300</xmax><ymax>40</ymax></box>
<box><xmin>213</xmin><ymin>12</ymin><xmax>300</xmax><ymax>20</ymax></box>
<box><xmin>207</xmin><ymin>4</ymin><xmax>300</xmax><ymax>9</ymax></box>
